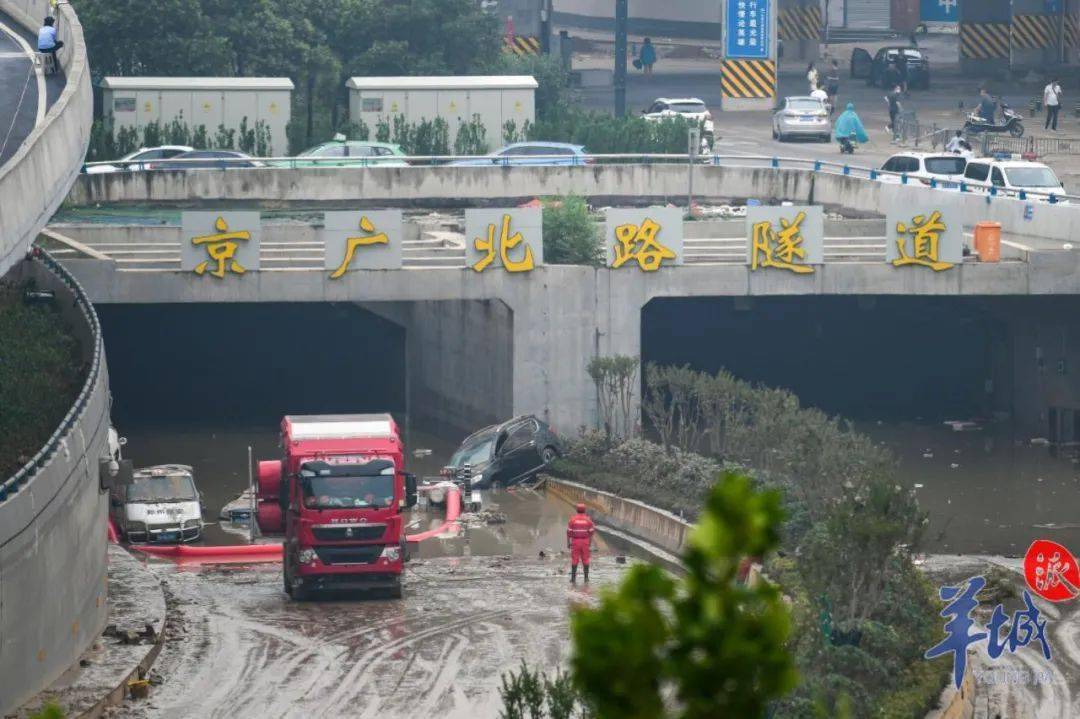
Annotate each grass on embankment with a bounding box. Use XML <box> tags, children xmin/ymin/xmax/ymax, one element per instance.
<box><xmin>0</xmin><ymin>279</ymin><xmax>84</xmax><ymax>478</ymax></box>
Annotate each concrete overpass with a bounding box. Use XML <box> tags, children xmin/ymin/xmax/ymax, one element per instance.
<box><xmin>52</xmin><ymin>156</ymin><xmax>1080</xmax><ymax>440</ymax></box>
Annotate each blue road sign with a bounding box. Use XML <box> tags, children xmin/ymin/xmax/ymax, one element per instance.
<box><xmin>921</xmin><ymin>0</ymin><xmax>959</xmax><ymax>23</ymax></box>
<box><xmin>726</xmin><ymin>0</ymin><xmax>770</xmax><ymax>59</ymax></box>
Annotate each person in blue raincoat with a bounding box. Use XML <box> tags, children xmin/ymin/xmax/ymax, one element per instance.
<box><xmin>834</xmin><ymin>102</ymin><xmax>868</xmax><ymax>153</ymax></box>
<box><xmin>638</xmin><ymin>38</ymin><xmax>657</xmax><ymax>75</ymax></box>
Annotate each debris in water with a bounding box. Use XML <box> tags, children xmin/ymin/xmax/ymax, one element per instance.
<box><xmin>944</xmin><ymin>420</ymin><xmax>981</xmax><ymax>432</ymax></box>
<box><xmin>538</xmin><ymin>550</ymin><xmax>547</xmax><ymax>560</ymax></box>
<box><xmin>950</xmin><ymin>463</ymin><xmax>960</xmax><ymax>469</ymax></box>
<box><xmin>1037</xmin><ymin>477</ymin><xmax>1045</xmax><ymax>482</ymax></box>
<box><xmin>413</xmin><ymin>448</ymin><xmax>433</xmax><ymax>458</ymax></box>
<box><xmin>615</xmin><ymin>556</ymin><xmax>627</xmax><ymax>564</ymax></box>
<box><xmin>922</xmin><ymin>453</ymin><xmax>934</xmax><ymax>459</ymax></box>
<box><xmin>914</xmin><ymin>483</ymin><xmax>924</xmax><ymax>489</ymax></box>
<box><xmin>1031</xmin><ymin>438</ymin><xmax>1051</xmax><ymax>446</ymax></box>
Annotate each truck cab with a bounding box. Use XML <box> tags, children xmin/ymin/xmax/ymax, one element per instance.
<box><xmin>110</xmin><ymin>464</ymin><xmax>203</xmax><ymax>543</ymax></box>
<box><xmin>256</xmin><ymin>414</ymin><xmax>417</xmax><ymax>600</ymax></box>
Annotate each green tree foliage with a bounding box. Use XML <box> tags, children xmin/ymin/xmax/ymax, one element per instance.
<box><xmin>542</xmin><ymin>196</ymin><xmax>602</xmax><ymax>267</ymax></box>
<box><xmin>585</xmin><ymin>355</ymin><xmax>639</xmax><ymax>442</ymax></box>
<box><xmin>498</xmin><ymin>662</ymin><xmax>582</xmax><ymax>719</ymax></box>
<box><xmin>0</xmin><ymin>281</ymin><xmax>83</xmax><ymax>478</ymax></box>
<box><xmin>570</xmin><ymin>472</ymin><xmax>796</xmax><ymax>719</ymax></box>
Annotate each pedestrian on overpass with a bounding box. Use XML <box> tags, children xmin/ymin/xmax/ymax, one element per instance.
<box><xmin>886</xmin><ymin>85</ymin><xmax>903</xmax><ymax>143</ymax></box>
<box><xmin>567</xmin><ymin>503</ymin><xmax>595</xmax><ymax>583</ymax></box>
<box><xmin>1044</xmin><ymin>78</ymin><xmax>1062</xmax><ymax>132</ymax></box>
<box><xmin>37</xmin><ymin>16</ymin><xmax>62</xmax><ymax>64</ymax></box>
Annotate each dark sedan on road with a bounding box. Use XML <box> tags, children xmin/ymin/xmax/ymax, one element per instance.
<box><xmin>442</xmin><ymin>415</ymin><xmax>563</xmax><ymax>489</ymax></box>
<box><xmin>851</xmin><ymin>46</ymin><xmax>930</xmax><ymax>90</ymax></box>
<box><xmin>147</xmin><ymin>150</ymin><xmax>262</xmax><ymax>170</ymax></box>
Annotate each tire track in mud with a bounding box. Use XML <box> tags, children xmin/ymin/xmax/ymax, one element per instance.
<box><xmin>119</xmin><ymin>559</ymin><xmax>600</xmax><ymax>719</ymax></box>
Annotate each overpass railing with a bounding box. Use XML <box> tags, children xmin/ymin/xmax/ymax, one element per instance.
<box><xmin>78</xmin><ymin>152</ymin><xmax>1080</xmax><ymax>206</ymax></box>
<box><xmin>0</xmin><ymin>247</ymin><xmax>104</xmax><ymax>501</ymax></box>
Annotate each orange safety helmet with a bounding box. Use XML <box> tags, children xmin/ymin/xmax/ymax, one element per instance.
<box><xmin>576</xmin><ymin>503</ymin><xmax>586</xmax><ymax>513</ymax></box>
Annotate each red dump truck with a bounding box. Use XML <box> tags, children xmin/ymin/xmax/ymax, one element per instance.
<box><xmin>255</xmin><ymin>414</ymin><xmax>417</xmax><ymax>599</ymax></box>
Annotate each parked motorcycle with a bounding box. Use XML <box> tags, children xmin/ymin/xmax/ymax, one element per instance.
<box><xmin>839</xmin><ymin>132</ymin><xmax>858</xmax><ymax>154</ymax></box>
<box><xmin>963</xmin><ymin>102</ymin><xmax>1025</xmax><ymax>138</ymax></box>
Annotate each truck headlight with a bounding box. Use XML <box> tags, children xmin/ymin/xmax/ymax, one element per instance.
<box><xmin>297</xmin><ymin>548</ymin><xmax>316</xmax><ymax>564</ymax></box>
<box><xmin>380</xmin><ymin>546</ymin><xmax>401</xmax><ymax>562</ymax></box>
<box><xmin>469</xmin><ymin>473</ymin><xmax>484</xmax><ymax>486</ymax></box>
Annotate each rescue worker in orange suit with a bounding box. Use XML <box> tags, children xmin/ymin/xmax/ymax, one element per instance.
<box><xmin>567</xmin><ymin>503</ymin><xmax>595</xmax><ymax>583</ymax></box>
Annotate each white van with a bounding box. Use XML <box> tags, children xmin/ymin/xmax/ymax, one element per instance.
<box><xmin>962</xmin><ymin>159</ymin><xmax>1066</xmax><ymax>198</ymax></box>
<box><xmin>111</xmin><ymin>464</ymin><xmax>203</xmax><ymax>543</ymax></box>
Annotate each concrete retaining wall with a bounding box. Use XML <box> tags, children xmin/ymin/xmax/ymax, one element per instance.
<box><xmin>545</xmin><ymin>477</ymin><xmax>692</xmax><ymax>557</ymax></box>
<box><xmin>65</xmin><ymin>164</ymin><xmax>1080</xmax><ymax>247</ymax></box>
<box><xmin>0</xmin><ymin>255</ymin><xmax>110</xmax><ymax>713</ymax></box>
<box><xmin>0</xmin><ymin>0</ymin><xmax>93</xmax><ymax>277</ymax></box>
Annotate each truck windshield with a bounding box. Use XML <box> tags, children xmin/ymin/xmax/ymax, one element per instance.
<box><xmin>302</xmin><ymin>474</ymin><xmax>395</xmax><ymax>509</ymax></box>
<box><xmin>127</xmin><ymin>476</ymin><xmax>197</xmax><ymax>503</ymax></box>
<box><xmin>449</xmin><ymin>434</ymin><xmax>496</xmax><ymax>467</ymax></box>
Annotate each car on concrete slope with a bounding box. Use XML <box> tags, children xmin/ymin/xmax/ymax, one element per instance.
<box><xmin>110</xmin><ymin>464</ymin><xmax>203</xmax><ymax>543</ymax></box>
<box><xmin>772</xmin><ymin>96</ymin><xmax>831</xmax><ymax>142</ymax></box>
<box><xmin>442</xmin><ymin>415</ymin><xmax>563</xmax><ymax>489</ymax></box>
<box><xmin>880</xmin><ymin>152</ymin><xmax>968</xmax><ymax>188</ymax></box>
<box><xmin>278</xmin><ymin>140</ymin><xmax>409</xmax><ymax>168</ymax></box>
<box><xmin>450</xmin><ymin>141</ymin><xmax>592</xmax><ymax>166</ymax></box>
<box><xmin>146</xmin><ymin>149</ymin><xmax>263</xmax><ymax>170</ymax></box>
<box><xmin>84</xmin><ymin>145</ymin><xmax>194</xmax><ymax>174</ymax></box>
<box><xmin>642</xmin><ymin>97</ymin><xmax>715</xmax><ymax>145</ymax></box>
<box><xmin>962</xmin><ymin>159</ymin><xmax>1067</xmax><ymax>198</ymax></box>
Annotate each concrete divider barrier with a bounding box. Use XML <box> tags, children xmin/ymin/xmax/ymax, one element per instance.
<box><xmin>0</xmin><ymin>252</ymin><xmax>110</xmax><ymax>713</ymax></box>
<box><xmin>545</xmin><ymin>477</ymin><xmax>692</xmax><ymax>558</ymax></box>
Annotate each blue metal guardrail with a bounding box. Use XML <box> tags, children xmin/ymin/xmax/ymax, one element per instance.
<box><xmin>78</xmin><ymin>153</ymin><xmax>1079</xmax><ymax>205</ymax></box>
<box><xmin>0</xmin><ymin>247</ymin><xmax>104</xmax><ymax>501</ymax></box>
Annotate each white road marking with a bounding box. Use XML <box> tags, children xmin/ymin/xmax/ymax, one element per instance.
<box><xmin>0</xmin><ymin>17</ymin><xmax>46</xmax><ymax>128</ymax></box>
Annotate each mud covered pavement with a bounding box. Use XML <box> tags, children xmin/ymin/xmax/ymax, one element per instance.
<box><xmin>113</xmin><ymin>490</ymin><xmax>634</xmax><ymax>719</ymax></box>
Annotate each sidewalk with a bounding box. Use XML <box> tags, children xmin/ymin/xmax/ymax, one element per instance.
<box><xmin>11</xmin><ymin>545</ymin><xmax>167</xmax><ymax>719</ymax></box>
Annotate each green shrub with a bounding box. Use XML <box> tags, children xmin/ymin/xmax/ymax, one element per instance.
<box><xmin>542</xmin><ymin>196</ymin><xmax>603</xmax><ymax>266</ymax></box>
<box><xmin>0</xmin><ymin>281</ymin><xmax>83</xmax><ymax>479</ymax></box>
<box><xmin>28</xmin><ymin>702</ymin><xmax>65</xmax><ymax>719</ymax></box>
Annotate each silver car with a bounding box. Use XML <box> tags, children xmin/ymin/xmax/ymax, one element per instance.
<box><xmin>772</xmin><ymin>97</ymin><xmax>831</xmax><ymax>143</ymax></box>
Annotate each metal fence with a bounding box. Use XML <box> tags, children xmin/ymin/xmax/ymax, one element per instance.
<box><xmin>982</xmin><ymin>134</ymin><xmax>1080</xmax><ymax>157</ymax></box>
<box><xmin>1</xmin><ymin>248</ymin><xmax>105</xmax><ymax>501</ymax></box>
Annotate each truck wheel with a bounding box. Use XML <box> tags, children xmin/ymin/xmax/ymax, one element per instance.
<box><xmin>541</xmin><ymin>446</ymin><xmax>559</xmax><ymax>464</ymax></box>
<box><xmin>386</xmin><ymin>580</ymin><xmax>403</xmax><ymax>600</ymax></box>
<box><xmin>284</xmin><ymin>574</ymin><xmax>293</xmax><ymax>597</ymax></box>
<box><xmin>292</xmin><ymin>583</ymin><xmax>311</xmax><ymax>601</ymax></box>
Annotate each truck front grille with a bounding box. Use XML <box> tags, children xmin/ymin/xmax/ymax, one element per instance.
<box><xmin>312</xmin><ymin>524</ymin><xmax>386</xmax><ymax>542</ymax></box>
<box><xmin>314</xmin><ymin>545</ymin><xmax>383</xmax><ymax>565</ymax></box>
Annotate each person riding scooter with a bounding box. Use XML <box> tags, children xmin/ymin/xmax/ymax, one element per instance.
<box><xmin>834</xmin><ymin>103</ymin><xmax>868</xmax><ymax>154</ymax></box>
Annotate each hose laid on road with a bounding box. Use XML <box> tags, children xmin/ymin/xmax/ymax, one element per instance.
<box><xmin>405</xmin><ymin>488</ymin><xmax>461</xmax><ymax>542</ymax></box>
<box><xmin>107</xmin><ymin>517</ymin><xmax>119</xmax><ymax>543</ymax></box>
<box><xmin>130</xmin><ymin>488</ymin><xmax>462</xmax><ymax>562</ymax></box>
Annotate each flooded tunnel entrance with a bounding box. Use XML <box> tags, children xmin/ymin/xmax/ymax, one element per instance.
<box><xmin>642</xmin><ymin>295</ymin><xmax>1010</xmax><ymax>423</ymax></box>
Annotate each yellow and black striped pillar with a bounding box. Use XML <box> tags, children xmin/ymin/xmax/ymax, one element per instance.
<box><xmin>721</xmin><ymin>59</ymin><xmax>777</xmax><ymax>100</ymax></box>
<box><xmin>1065</xmin><ymin>14</ymin><xmax>1080</xmax><ymax>49</ymax></box>
<box><xmin>1011</xmin><ymin>14</ymin><xmax>1056</xmax><ymax>50</ymax></box>
<box><xmin>959</xmin><ymin>22</ymin><xmax>1010</xmax><ymax>59</ymax></box>
<box><xmin>778</xmin><ymin>6</ymin><xmax>822</xmax><ymax>42</ymax></box>
<box><xmin>502</xmin><ymin>35</ymin><xmax>541</xmax><ymax>56</ymax></box>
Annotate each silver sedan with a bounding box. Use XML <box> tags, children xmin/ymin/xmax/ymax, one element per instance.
<box><xmin>772</xmin><ymin>97</ymin><xmax>832</xmax><ymax>143</ymax></box>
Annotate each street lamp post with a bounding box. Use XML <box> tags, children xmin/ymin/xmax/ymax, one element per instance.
<box><xmin>614</xmin><ymin>0</ymin><xmax>627</xmax><ymax>117</ymax></box>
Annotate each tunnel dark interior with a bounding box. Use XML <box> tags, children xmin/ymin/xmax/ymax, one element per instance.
<box><xmin>642</xmin><ymin>296</ymin><xmax>1008</xmax><ymax>422</ymax></box>
<box><xmin>98</xmin><ymin>302</ymin><xmax>406</xmax><ymax>427</ymax></box>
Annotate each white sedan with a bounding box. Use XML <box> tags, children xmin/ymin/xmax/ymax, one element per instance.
<box><xmin>84</xmin><ymin>145</ymin><xmax>193</xmax><ymax>174</ymax></box>
<box><xmin>772</xmin><ymin>97</ymin><xmax>831</xmax><ymax>143</ymax></box>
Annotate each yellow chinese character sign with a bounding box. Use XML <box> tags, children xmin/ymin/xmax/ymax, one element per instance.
<box><xmin>322</xmin><ymin>210</ymin><xmax>403</xmax><ymax>277</ymax></box>
<box><xmin>606</xmin><ymin>207</ymin><xmax>683</xmax><ymax>270</ymax></box>
<box><xmin>182</xmin><ymin>211</ymin><xmax>260</xmax><ymax>278</ymax></box>
<box><xmin>465</xmin><ymin>208</ymin><xmax>542</xmax><ymax>273</ymax></box>
<box><xmin>886</xmin><ymin>207</ymin><xmax>961</xmax><ymax>271</ymax></box>
<box><xmin>746</xmin><ymin>205</ymin><xmax>824</xmax><ymax>274</ymax></box>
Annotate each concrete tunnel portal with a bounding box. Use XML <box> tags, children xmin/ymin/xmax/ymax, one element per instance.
<box><xmin>98</xmin><ymin>299</ymin><xmax>514</xmax><ymax>441</ymax></box>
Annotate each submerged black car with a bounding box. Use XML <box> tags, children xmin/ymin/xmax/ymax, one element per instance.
<box><xmin>443</xmin><ymin>415</ymin><xmax>563</xmax><ymax>489</ymax></box>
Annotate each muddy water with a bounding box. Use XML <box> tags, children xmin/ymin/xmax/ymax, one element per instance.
<box><xmin>863</xmin><ymin>422</ymin><xmax>1080</xmax><ymax>556</ymax></box>
<box><xmin>113</xmin><ymin>424</ymin><xmax>633</xmax><ymax>719</ymax></box>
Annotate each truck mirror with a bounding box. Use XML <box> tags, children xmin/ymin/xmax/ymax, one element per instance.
<box><xmin>405</xmin><ymin>472</ymin><xmax>418</xmax><ymax>509</ymax></box>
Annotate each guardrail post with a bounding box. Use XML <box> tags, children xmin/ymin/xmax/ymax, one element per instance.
<box><xmin>930</xmin><ymin>178</ymin><xmax>937</xmax><ymax>188</ymax></box>
<box><xmin>901</xmin><ymin>173</ymin><xmax>908</xmax><ymax>185</ymax></box>
<box><xmin>813</xmin><ymin>160</ymin><xmax>822</xmax><ymax>171</ymax></box>
<box><xmin>1049</xmin><ymin>194</ymin><xmax>1058</xmax><ymax>204</ymax></box>
<box><xmin>771</xmin><ymin>157</ymin><xmax>779</xmax><ymax>168</ymax></box>
<box><xmin>843</xmin><ymin>165</ymin><xmax>850</xmax><ymax>175</ymax></box>
<box><xmin>960</xmin><ymin>182</ymin><xmax>968</xmax><ymax>193</ymax></box>
<box><xmin>869</xmin><ymin>169</ymin><xmax>878</xmax><ymax>180</ymax></box>
<box><xmin>1019</xmin><ymin>190</ymin><xmax>1027</xmax><ymax>201</ymax></box>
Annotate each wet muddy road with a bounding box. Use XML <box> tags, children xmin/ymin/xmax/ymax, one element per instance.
<box><xmin>115</xmin><ymin>487</ymin><xmax>633</xmax><ymax>719</ymax></box>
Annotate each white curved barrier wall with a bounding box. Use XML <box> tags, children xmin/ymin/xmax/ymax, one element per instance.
<box><xmin>0</xmin><ymin>0</ymin><xmax>93</xmax><ymax>276</ymax></box>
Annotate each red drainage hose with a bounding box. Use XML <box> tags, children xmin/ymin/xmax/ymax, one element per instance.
<box><xmin>405</xmin><ymin>488</ymin><xmax>461</xmax><ymax>542</ymax></box>
<box><xmin>107</xmin><ymin>518</ymin><xmax>120</xmax><ymax>543</ymax></box>
<box><xmin>130</xmin><ymin>488</ymin><xmax>462</xmax><ymax>562</ymax></box>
